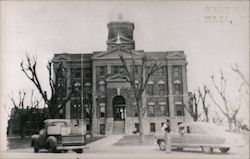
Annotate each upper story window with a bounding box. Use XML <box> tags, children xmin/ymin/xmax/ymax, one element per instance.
<box><xmin>158</xmin><ymin>80</ymin><xmax>165</xmax><ymax>95</ymax></box>
<box><xmin>148</xmin><ymin>105</ymin><xmax>155</xmax><ymax>117</ymax></box>
<box><xmin>98</xmin><ymin>66</ymin><xmax>107</xmax><ymax>76</ymax></box>
<box><xmin>112</xmin><ymin>66</ymin><xmax>124</xmax><ymax>74</ymax></box>
<box><xmin>147</xmin><ymin>81</ymin><xmax>154</xmax><ymax>95</ymax></box>
<box><xmin>84</xmin><ymin>68</ymin><xmax>92</xmax><ymax>78</ymax></box>
<box><xmin>99</xmin><ymin>103</ymin><xmax>106</xmax><ymax>118</ymax></box>
<box><xmin>99</xmin><ymin>81</ymin><xmax>105</xmax><ymax>92</ymax></box>
<box><xmin>174</xmin><ymin>83</ymin><xmax>182</xmax><ymax>95</ymax></box>
<box><xmin>131</xmin><ymin>65</ymin><xmax>141</xmax><ymax>75</ymax></box>
<box><xmin>173</xmin><ymin>66</ymin><xmax>182</xmax><ymax>77</ymax></box>
<box><xmin>158</xmin><ymin>67</ymin><xmax>164</xmax><ymax>76</ymax></box>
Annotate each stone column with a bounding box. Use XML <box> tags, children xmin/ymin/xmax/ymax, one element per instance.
<box><xmin>92</xmin><ymin>65</ymin><xmax>99</xmax><ymax>134</ymax></box>
<box><xmin>182</xmin><ymin>64</ymin><xmax>190</xmax><ymax>120</ymax></box>
<box><xmin>167</xmin><ymin>65</ymin><xmax>175</xmax><ymax>118</ymax></box>
<box><xmin>65</xmin><ymin>67</ymin><xmax>71</xmax><ymax>119</ymax></box>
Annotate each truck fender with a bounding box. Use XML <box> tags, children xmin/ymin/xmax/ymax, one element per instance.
<box><xmin>46</xmin><ymin>136</ymin><xmax>58</xmax><ymax>148</ymax></box>
<box><xmin>31</xmin><ymin>135</ymin><xmax>39</xmax><ymax>146</ymax></box>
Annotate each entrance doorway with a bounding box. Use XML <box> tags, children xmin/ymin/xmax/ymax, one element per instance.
<box><xmin>112</xmin><ymin>96</ymin><xmax>126</xmax><ymax>134</ymax></box>
<box><xmin>113</xmin><ymin>96</ymin><xmax>126</xmax><ymax>121</ymax></box>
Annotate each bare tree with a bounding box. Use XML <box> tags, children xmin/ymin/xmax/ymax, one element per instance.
<box><xmin>231</xmin><ymin>63</ymin><xmax>249</xmax><ymax>87</ymax></box>
<box><xmin>9</xmin><ymin>90</ymin><xmax>40</xmax><ymax>139</ymax></box>
<box><xmin>198</xmin><ymin>85</ymin><xmax>209</xmax><ymax>122</ymax></box>
<box><xmin>21</xmin><ymin>54</ymin><xmax>74</xmax><ymax>118</ymax></box>
<box><xmin>209</xmin><ymin>71</ymin><xmax>241</xmax><ymax>132</ymax></box>
<box><xmin>119</xmin><ymin>51</ymin><xmax>159</xmax><ymax>143</ymax></box>
<box><xmin>183</xmin><ymin>92</ymin><xmax>201</xmax><ymax>121</ymax></box>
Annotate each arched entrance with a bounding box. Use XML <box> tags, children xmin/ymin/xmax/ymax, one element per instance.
<box><xmin>112</xmin><ymin>96</ymin><xmax>126</xmax><ymax>134</ymax></box>
<box><xmin>113</xmin><ymin>96</ymin><xmax>126</xmax><ymax>120</ymax></box>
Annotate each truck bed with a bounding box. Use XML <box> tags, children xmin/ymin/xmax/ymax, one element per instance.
<box><xmin>61</xmin><ymin>135</ymin><xmax>86</xmax><ymax>146</ymax></box>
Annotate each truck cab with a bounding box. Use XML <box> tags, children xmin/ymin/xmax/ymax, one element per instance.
<box><xmin>31</xmin><ymin>119</ymin><xmax>88</xmax><ymax>153</ymax></box>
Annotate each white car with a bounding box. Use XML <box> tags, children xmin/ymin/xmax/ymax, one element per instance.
<box><xmin>155</xmin><ymin>122</ymin><xmax>237</xmax><ymax>153</ymax></box>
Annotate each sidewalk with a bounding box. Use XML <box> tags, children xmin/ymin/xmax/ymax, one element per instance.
<box><xmin>86</xmin><ymin>135</ymin><xmax>124</xmax><ymax>153</ymax></box>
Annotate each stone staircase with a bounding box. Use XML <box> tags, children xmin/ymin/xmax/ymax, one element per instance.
<box><xmin>113</xmin><ymin>121</ymin><xmax>125</xmax><ymax>134</ymax></box>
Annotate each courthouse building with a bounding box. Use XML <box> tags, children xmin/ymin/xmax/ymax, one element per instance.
<box><xmin>52</xmin><ymin>20</ymin><xmax>192</xmax><ymax>135</ymax></box>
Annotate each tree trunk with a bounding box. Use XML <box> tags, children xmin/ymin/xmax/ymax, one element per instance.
<box><xmin>90</xmin><ymin>116</ymin><xmax>94</xmax><ymax>139</ymax></box>
<box><xmin>138</xmin><ymin>113</ymin><xmax>145</xmax><ymax>143</ymax></box>
<box><xmin>20</xmin><ymin>124</ymin><xmax>25</xmax><ymax>139</ymax></box>
<box><xmin>227</xmin><ymin>117</ymin><xmax>233</xmax><ymax>132</ymax></box>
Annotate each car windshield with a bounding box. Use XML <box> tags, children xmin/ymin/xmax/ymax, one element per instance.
<box><xmin>52</xmin><ymin>122</ymin><xmax>67</xmax><ymax>127</ymax></box>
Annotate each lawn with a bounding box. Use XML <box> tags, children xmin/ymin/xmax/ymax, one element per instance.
<box><xmin>7</xmin><ymin>135</ymin><xmax>104</xmax><ymax>150</ymax></box>
<box><xmin>114</xmin><ymin>134</ymin><xmax>155</xmax><ymax>146</ymax></box>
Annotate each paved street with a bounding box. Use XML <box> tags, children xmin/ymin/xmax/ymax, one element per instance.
<box><xmin>2</xmin><ymin>134</ymin><xmax>249</xmax><ymax>159</ymax></box>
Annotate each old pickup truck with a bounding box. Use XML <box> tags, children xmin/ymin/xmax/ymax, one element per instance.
<box><xmin>31</xmin><ymin>119</ymin><xmax>88</xmax><ymax>153</ymax></box>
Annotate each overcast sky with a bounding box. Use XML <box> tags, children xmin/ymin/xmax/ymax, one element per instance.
<box><xmin>0</xmin><ymin>1</ymin><xmax>249</xmax><ymax>145</ymax></box>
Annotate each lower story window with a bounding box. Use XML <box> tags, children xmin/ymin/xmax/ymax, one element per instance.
<box><xmin>100</xmin><ymin>124</ymin><xmax>105</xmax><ymax>135</ymax></box>
<box><xmin>133</xmin><ymin>123</ymin><xmax>139</xmax><ymax>134</ymax></box>
<box><xmin>175</xmin><ymin>104</ymin><xmax>184</xmax><ymax>116</ymax></box>
<box><xmin>150</xmin><ymin>123</ymin><xmax>156</xmax><ymax>132</ymax></box>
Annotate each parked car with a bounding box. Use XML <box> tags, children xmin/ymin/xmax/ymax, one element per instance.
<box><xmin>155</xmin><ymin>122</ymin><xmax>234</xmax><ymax>153</ymax></box>
<box><xmin>31</xmin><ymin>119</ymin><xmax>88</xmax><ymax>153</ymax></box>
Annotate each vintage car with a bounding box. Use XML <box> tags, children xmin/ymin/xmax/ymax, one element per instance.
<box><xmin>31</xmin><ymin>119</ymin><xmax>88</xmax><ymax>153</ymax></box>
<box><xmin>155</xmin><ymin>122</ymin><xmax>235</xmax><ymax>153</ymax></box>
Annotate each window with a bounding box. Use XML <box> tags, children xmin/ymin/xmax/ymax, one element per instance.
<box><xmin>131</xmin><ymin>65</ymin><xmax>140</xmax><ymax>75</ymax></box>
<box><xmin>74</xmin><ymin>68</ymin><xmax>81</xmax><ymax>78</ymax></box>
<box><xmin>148</xmin><ymin>105</ymin><xmax>154</xmax><ymax>117</ymax></box>
<box><xmin>112</xmin><ymin>66</ymin><xmax>124</xmax><ymax>74</ymax></box>
<box><xmin>158</xmin><ymin>67</ymin><xmax>164</xmax><ymax>76</ymax></box>
<box><xmin>150</xmin><ymin>123</ymin><xmax>156</xmax><ymax>132</ymax></box>
<box><xmin>99</xmin><ymin>66</ymin><xmax>106</xmax><ymax>76</ymax></box>
<box><xmin>173</xmin><ymin>66</ymin><xmax>182</xmax><ymax>77</ymax></box>
<box><xmin>175</xmin><ymin>104</ymin><xmax>184</xmax><ymax>116</ymax></box>
<box><xmin>86</xmin><ymin>124</ymin><xmax>90</xmax><ymax>133</ymax></box>
<box><xmin>85</xmin><ymin>68</ymin><xmax>92</xmax><ymax>78</ymax></box>
<box><xmin>147</xmin><ymin>83</ymin><xmax>154</xmax><ymax>95</ymax></box>
<box><xmin>99</xmin><ymin>104</ymin><xmax>105</xmax><ymax>118</ymax></box>
<box><xmin>100</xmin><ymin>124</ymin><xmax>105</xmax><ymax>135</ymax></box>
<box><xmin>174</xmin><ymin>84</ymin><xmax>182</xmax><ymax>95</ymax></box>
<box><xmin>159</xmin><ymin>84</ymin><xmax>165</xmax><ymax>95</ymax></box>
<box><xmin>134</xmin><ymin>123</ymin><xmax>139</xmax><ymax>134</ymax></box>
<box><xmin>160</xmin><ymin>105</ymin><xmax>165</xmax><ymax>116</ymax></box>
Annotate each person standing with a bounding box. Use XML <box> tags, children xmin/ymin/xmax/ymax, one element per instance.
<box><xmin>161</xmin><ymin>119</ymin><xmax>171</xmax><ymax>153</ymax></box>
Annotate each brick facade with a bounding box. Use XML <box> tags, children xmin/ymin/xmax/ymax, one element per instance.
<box><xmin>52</xmin><ymin>21</ymin><xmax>192</xmax><ymax>135</ymax></box>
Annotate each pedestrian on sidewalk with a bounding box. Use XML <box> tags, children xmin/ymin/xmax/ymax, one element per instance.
<box><xmin>161</xmin><ymin>119</ymin><xmax>171</xmax><ymax>153</ymax></box>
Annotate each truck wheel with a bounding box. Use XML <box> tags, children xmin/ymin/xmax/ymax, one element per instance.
<box><xmin>202</xmin><ymin>146</ymin><xmax>213</xmax><ymax>154</ymax></box>
<box><xmin>219</xmin><ymin>147</ymin><xmax>230</xmax><ymax>153</ymax></box>
<box><xmin>75</xmin><ymin>149</ymin><xmax>83</xmax><ymax>153</ymax></box>
<box><xmin>48</xmin><ymin>143</ymin><xmax>56</xmax><ymax>153</ymax></box>
<box><xmin>158</xmin><ymin>140</ymin><xmax>166</xmax><ymax>151</ymax></box>
<box><xmin>34</xmin><ymin>144</ymin><xmax>39</xmax><ymax>153</ymax></box>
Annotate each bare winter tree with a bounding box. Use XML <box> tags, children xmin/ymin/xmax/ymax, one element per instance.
<box><xmin>119</xmin><ymin>51</ymin><xmax>160</xmax><ymax>143</ymax></box>
<box><xmin>209</xmin><ymin>71</ymin><xmax>241</xmax><ymax>132</ymax></box>
<box><xmin>21</xmin><ymin>54</ymin><xmax>74</xmax><ymax>118</ymax></box>
<box><xmin>198</xmin><ymin>85</ymin><xmax>209</xmax><ymax>122</ymax></box>
<box><xmin>9</xmin><ymin>90</ymin><xmax>40</xmax><ymax>139</ymax></box>
<box><xmin>231</xmin><ymin>63</ymin><xmax>249</xmax><ymax>87</ymax></box>
<box><xmin>183</xmin><ymin>92</ymin><xmax>201</xmax><ymax>121</ymax></box>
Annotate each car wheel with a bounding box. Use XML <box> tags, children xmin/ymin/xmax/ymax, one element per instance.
<box><xmin>34</xmin><ymin>144</ymin><xmax>39</xmax><ymax>153</ymax></box>
<box><xmin>158</xmin><ymin>140</ymin><xmax>166</xmax><ymax>151</ymax></box>
<box><xmin>202</xmin><ymin>146</ymin><xmax>213</xmax><ymax>154</ymax></box>
<box><xmin>219</xmin><ymin>147</ymin><xmax>230</xmax><ymax>153</ymax></box>
<box><xmin>75</xmin><ymin>149</ymin><xmax>83</xmax><ymax>153</ymax></box>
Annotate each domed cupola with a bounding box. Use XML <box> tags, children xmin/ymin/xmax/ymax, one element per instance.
<box><xmin>106</xmin><ymin>20</ymin><xmax>135</xmax><ymax>50</ymax></box>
